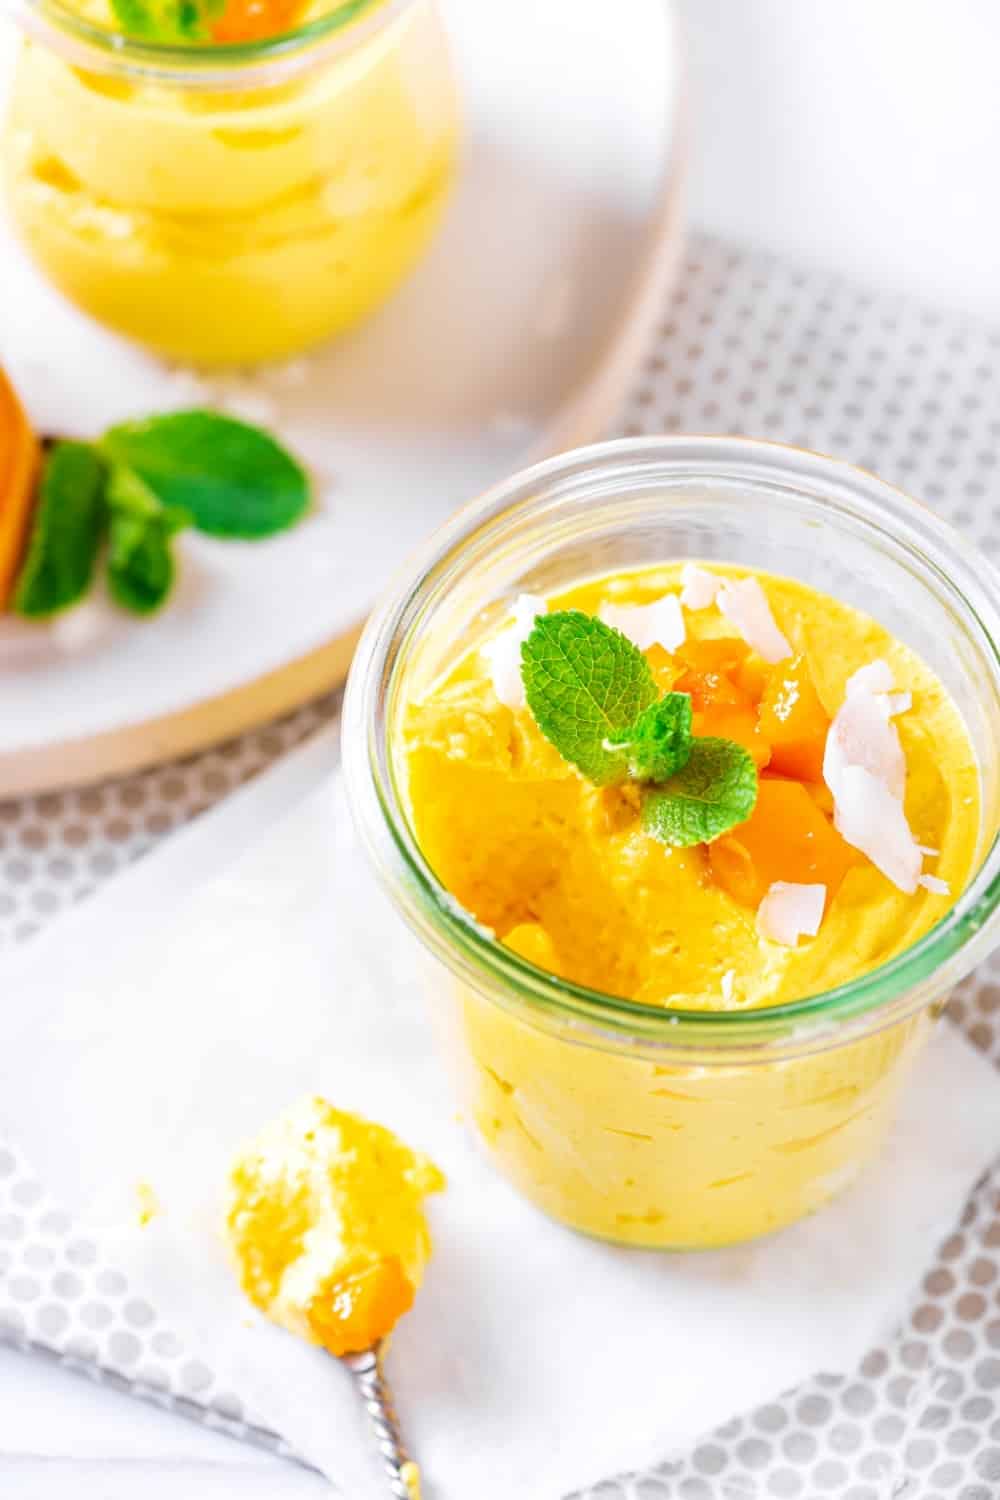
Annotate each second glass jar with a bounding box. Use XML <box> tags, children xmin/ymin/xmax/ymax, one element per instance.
<box><xmin>3</xmin><ymin>0</ymin><xmax>459</xmax><ymax>365</ymax></box>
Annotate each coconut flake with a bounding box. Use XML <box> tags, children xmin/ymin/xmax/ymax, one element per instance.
<box><xmin>919</xmin><ymin>874</ymin><xmax>950</xmax><ymax>895</ymax></box>
<box><xmin>756</xmin><ymin>882</ymin><xmax>827</xmax><ymax>946</ymax></box>
<box><xmin>846</xmin><ymin>659</ymin><xmax>895</xmax><ymax>697</ymax></box>
<box><xmin>917</xmin><ymin>844</ymin><xmax>940</xmax><ymax>858</ymax></box>
<box><xmin>831</xmin><ymin>765</ymin><xmax>923</xmax><ymax>893</ymax></box>
<box><xmin>680</xmin><ymin>564</ymin><xmax>722</xmax><ymax>610</ymax></box>
<box><xmin>720</xmin><ymin>969</ymin><xmax>735</xmax><ymax>1003</ymax></box>
<box><xmin>600</xmin><ymin>594</ymin><xmax>686</xmax><ymax>653</ymax></box>
<box><xmin>824</xmin><ymin>677</ymin><xmax>906</xmax><ymax>800</ymax></box>
<box><xmin>717</xmin><ymin>578</ymin><xmax>792</xmax><ymax>663</ymax></box>
<box><xmin>823</xmin><ymin>656</ymin><xmax>927</xmax><ymax>893</ymax></box>
<box><xmin>481</xmin><ymin>593</ymin><xmax>546</xmax><ymax>709</ymax></box>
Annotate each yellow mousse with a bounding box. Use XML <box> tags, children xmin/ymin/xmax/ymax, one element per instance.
<box><xmin>400</xmin><ymin>564</ymin><xmax>981</xmax><ymax>1247</ymax></box>
<box><xmin>3</xmin><ymin>0</ymin><xmax>458</xmax><ymax>365</ymax></box>
<box><xmin>225</xmin><ymin>1097</ymin><xmax>443</xmax><ymax>1356</ymax></box>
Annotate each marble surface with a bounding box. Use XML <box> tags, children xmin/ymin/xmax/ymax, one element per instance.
<box><xmin>8</xmin><ymin>0</ymin><xmax>1000</xmax><ymax>1493</ymax></box>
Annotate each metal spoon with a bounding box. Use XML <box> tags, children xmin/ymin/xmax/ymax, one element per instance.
<box><xmin>343</xmin><ymin>1344</ymin><xmax>421</xmax><ymax>1500</ymax></box>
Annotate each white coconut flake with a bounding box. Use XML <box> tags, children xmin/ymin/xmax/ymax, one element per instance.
<box><xmin>824</xmin><ymin>677</ymin><xmax>906</xmax><ymax>800</ymax></box>
<box><xmin>917</xmin><ymin>844</ymin><xmax>940</xmax><ymax>858</ymax></box>
<box><xmin>756</xmin><ymin>882</ymin><xmax>827</xmax><ymax>946</ymax></box>
<box><xmin>680</xmin><ymin>564</ymin><xmax>722</xmax><ymax>610</ymax></box>
<box><xmin>720</xmin><ymin>969</ymin><xmax>735</xmax><ymax>1003</ymax></box>
<box><xmin>919</xmin><ymin>874</ymin><xmax>951</xmax><ymax>895</ymax></box>
<box><xmin>831</xmin><ymin>765</ymin><xmax>923</xmax><ymax>893</ymax></box>
<box><xmin>600</xmin><ymin>594</ymin><xmax>686</xmax><ymax>653</ymax></box>
<box><xmin>823</xmin><ymin>656</ymin><xmax>927</xmax><ymax>894</ymax></box>
<box><xmin>481</xmin><ymin>593</ymin><xmax>546</xmax><ymax>709</ymax></box>
<box><xmin>717</xmin><ymin>577</ymin><xmax>792</xmax><ymax>663</ymax></box>
<box><xmin>846</xmin><ymin>659</ymin><xmax>895</xmax><ymax>697</ymax></box>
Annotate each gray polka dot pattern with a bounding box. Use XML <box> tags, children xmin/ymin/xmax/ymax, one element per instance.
<box><xmin>569</xmin><ymin>1165</ymin><xmax>1000</xmax><ymax>1499</ymax></box>
<box><xmin>0</xmin><ymin>1140</ymin><xmax>292</xmax><ymax>1458</ymax></box>
<box><xmin>4</xmin><ymin>233</ymin><xmax>1000</xmax><ymax>1492</ymax></box>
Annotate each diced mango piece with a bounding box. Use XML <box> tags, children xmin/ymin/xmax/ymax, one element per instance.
<box><xmin>675</xmin><ymin>639</ymin><xmax>772</xmax><ymax>766</ymax></box>
<box><xmin>307</xmin><ymin>1255</ymin><xmax>415</xmax><ymax>1358</ymax></box>
<box><xmin>693</xmin><ymin>701</ymin><xmax>772</xmax><ymax>768</ymax></box>
<box><xmin>645</xmin><ymin>642</ymin><xmax>683</xmax><ymax>694</ymax></box>
<box><xmin>211</xmin><ymin>0</ymin><xmax>304</xmax><ymax>42</ymax></box>
<box><xmin>709</xmin><ymin>777</ymin><xmax>859</xmax><ymax>909</ymax></box>
<box><xmin>758</xmin><ymin>654</ymin><xmax>830</xmax><ymax>784</ymax></box>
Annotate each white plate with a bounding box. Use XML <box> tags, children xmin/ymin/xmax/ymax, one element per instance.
<box><xmin>0</xmin><ymin>0</ymin><xmax>683</xmax><ymax>794</ymax></box>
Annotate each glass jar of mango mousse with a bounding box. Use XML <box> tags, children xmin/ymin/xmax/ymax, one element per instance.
<box><xmin>3</xmin><ymin>0</ymin><xmax>458</xmax><ymax>366</ymax></box>
<box><xmin>344</xmin><ymin>437</ymin><xmax>1000</xmax><ymax>1251</ymax></box>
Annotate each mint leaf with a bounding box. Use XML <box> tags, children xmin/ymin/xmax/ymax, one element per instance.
<box><xmin>624</xmin><ymin>693</ymin><xmax>692</xmax><ymax>782</ymax></box>
<box><xmin>101</xmin><ymin>411</ymin><xmax>309</xmax><ymax>539</ymax></box>
<box><xmin>641</xmin><ymin>738</ymin><xmax>758</xmax><ymax>847</ymax></box>
<box><xmin>12</xmin><ymin>442</ymin><xmax>107</xmax><ymax>619</ymax></box>
<box><xmin>109</xmin><ymin>0</ymin><xmax>224</xmax><ymax>40</ymax></box>
<box><xmin>521</xmin><ymin>611</ymin><xmax>658</xmax><ymax>784</ymax></box>
<box><xmin>106</xmin><ymin>465</ymin><xmax>191</xmax><ymax>615</ymax></box>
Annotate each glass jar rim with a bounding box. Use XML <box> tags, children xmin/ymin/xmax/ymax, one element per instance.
<box><xmin>344</xmin><ymin>435</ymin><xmax>1000</xmax><ymax>1049</ymax></box>
<box><xmin>8</xmin><ymin>0</ymin><xmax>413</xmax><ymax>85</ymax></box>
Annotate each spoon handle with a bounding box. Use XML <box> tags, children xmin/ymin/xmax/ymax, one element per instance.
<box><xmin>344</xmin><ymin>1345</ymin><xmax>420</xmax><ymax>1499</ymax></box>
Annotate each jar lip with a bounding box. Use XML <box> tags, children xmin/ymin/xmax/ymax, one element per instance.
<box><xmin>344</xmin><ymin>434</ymin><xmax>1000</xmax><ymax>1046</ymax></box>
<box><xmin>9</xmin><ymin>0</ymin><xmax>413</xmax><ymax>85</ymax></box>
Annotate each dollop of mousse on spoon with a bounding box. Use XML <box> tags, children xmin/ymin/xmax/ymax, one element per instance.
<box><xmin>225</xmin><ymin>1096</ymin><xmax>443</xmax><ymax>1358</ymax></box>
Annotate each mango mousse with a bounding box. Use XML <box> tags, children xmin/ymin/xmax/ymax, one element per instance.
<box><xmin>225</xmin><ymin>1097</ymin><xmax>443</xmax><ymax>1356</ymax></box>
<box><xmin>3</xmin><ymin>0</ymin><xmax>458</xmax><ymax>365</ymax></box>
<box><xmin>400</xmin><ymin>563</ymin><xmax>980</xmax><ymax>1246</ymax></box>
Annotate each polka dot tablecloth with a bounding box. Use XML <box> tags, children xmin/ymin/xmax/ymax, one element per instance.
<box><xmin>4</xmin><ymin>232</ymin><xmax>1000</xmax><ymax>1498</ymax></box>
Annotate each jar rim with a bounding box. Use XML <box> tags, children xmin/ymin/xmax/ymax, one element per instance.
<box><xmin>8</xmin><ymin>0</ymin><xmax>413</xmax><ymax>85</ymax></box>
<box><xmin>343</xmin><ymin>435</ymin><xmax>1000</xmax><ymax>1050</ymax></box>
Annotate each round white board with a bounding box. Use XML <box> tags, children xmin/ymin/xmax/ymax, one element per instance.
<box><xmin>0</xmin><ymin>0</ymin><xmax>683</xmax><ymax>794</ymax></box>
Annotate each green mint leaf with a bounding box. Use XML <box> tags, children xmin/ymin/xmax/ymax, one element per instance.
<box><xmin>641</xmin><ymin>738</ymin><xmax>758</xmax><ymax>847</ymax></box>
<box><xmin>106</xmin><ymin>464</ymin><xmax>191</xmax><ymax>616</ymax></box>
<box><xmin>109</xmin><ymin>0</ymin><xmax>224</xmax><ymax>40</ymax></box>
<box><xmin>520</xmin><ymin>611</ymin><xmax>658</xmax><ymax>784</ymax></box>
<box><xmin>12</xmin><ymin>442</ymin><xmax>107</xmax><ymax>619</ymax></box>
<box><xmin>624</xmin><ymin>693</ymin><xmax>693</xmax><ymax>782</ymax></box>
<box><xmin>101</xmin><ymin>410</ymin><xmax>309</xmax><ymax>539</ymax></box>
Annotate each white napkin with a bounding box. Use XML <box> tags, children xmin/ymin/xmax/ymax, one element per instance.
<box><xmin>2</xmin><ymin>728</ymin><xmax>999</xmax><ymax>1500</ymax></box>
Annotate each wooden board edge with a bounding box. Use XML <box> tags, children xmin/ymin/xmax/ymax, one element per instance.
<box><xmin>0</xmin><ymin>622</ymin><xmax>362</xmax><ymax>797</ymax></box>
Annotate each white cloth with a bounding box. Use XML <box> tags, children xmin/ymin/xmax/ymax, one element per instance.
<box><xmin>1</xmin><ymin>728</ymin><xmax>998</xmax><ymax>1500</ymax></box>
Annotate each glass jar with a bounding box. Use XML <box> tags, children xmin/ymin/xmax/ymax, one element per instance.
<box><xmin>2</xmin><ymin>0</ymin><xmax>459</xmax><ymax>366</ymax></box>
<box><xmin>343</xmin><ymin>437</ymin><xmax>1000</xmax><ymax>1250</ymax></box>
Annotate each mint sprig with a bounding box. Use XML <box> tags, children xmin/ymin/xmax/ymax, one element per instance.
<box><xmin>520</xmin><ymin>611</ymin><xmax>758</xmax><ymax>846</ymax></box>
<box><xmin>520</xmin><ymin>611</ymin><xmax>658</xmax><ymax>784</ymax></box>
<box><xmin>101</xmin><ymin>411</ymin><xmax>309</xmax><ymax>539</ymax></box>
<box><xmin>623</xmin><ymin>693</ymin><xmax>693</xmax><ymax>782</ymax></box>
<box><xmin>110</xmin><ymin>0</ymin><xmax>225</xmax><ymax>41</ymax></box>
<box><xmin>12</xmin><ymin>442</ymin><xmax>106</xmax><ymax>619</ymax></box>
<box><xmin>642</xmin><ymin>739</ymin><xmax>758</xmax><ymax>846</ymax></box>
<box><xmin>9</xmin><ymin>407</ymin><xmax>309</xmax><ymax>623</ymax></box>
<box><xmin>106</xmin><ymin>465</ymin><xmax>191</xmax><ymax>615</ymax></box>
